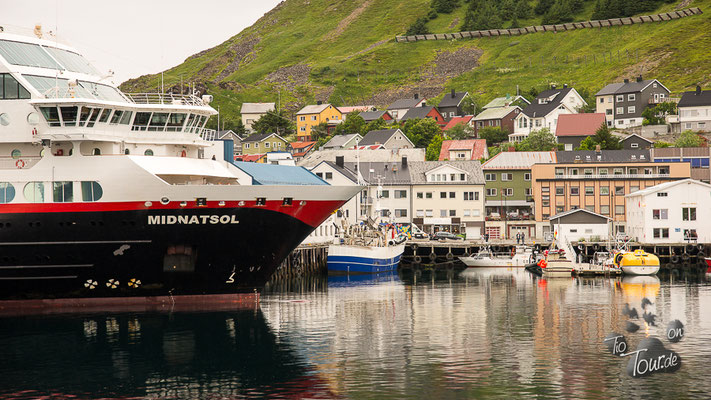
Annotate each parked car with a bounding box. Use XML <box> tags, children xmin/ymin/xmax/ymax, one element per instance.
<box><xmin>432</xmin><ymin>232</ymin><xmax>463</xmax><ymax>241</ymax></box>
<box><xmin>412</xmin><ymin>231</ymin><xmax>429</xmax><ymax>239</ymax></box>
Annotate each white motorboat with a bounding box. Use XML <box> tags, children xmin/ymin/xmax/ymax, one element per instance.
<box><xmin>459</xmin><ymin>245</ymin><xmax>536</xmax><ymax>268</ymax></box>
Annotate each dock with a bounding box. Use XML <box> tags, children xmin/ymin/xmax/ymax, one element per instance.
<box><xmin>572</xmin><ymin>263</ymin><xmax>622</xmax><ymax>276</ymax></box>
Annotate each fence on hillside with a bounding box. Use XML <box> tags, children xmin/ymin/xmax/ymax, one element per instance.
<box><xmin>395</xmin><ymin>7</ymin><xmax>702</xmax><ymax>43</ymax></box>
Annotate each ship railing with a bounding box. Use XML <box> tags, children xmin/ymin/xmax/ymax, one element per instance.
<box><xmin>199</xmin><ymin>128</ymin><xmax>217</xmax><ymax>141</ymax></box>
<box><xmin>124</xmin><ymin>93</ymin><xmax>206</xmax><ymax>106</ymax></box>
<box><xmin>0</xmin><ymin>156</ymin><xmax>41</xmax><ymax>170</ymax></box>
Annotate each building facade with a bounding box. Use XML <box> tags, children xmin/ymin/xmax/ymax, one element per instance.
<box><xmin>531</xmin><ymin>150</ymin><xmax>691</xmax><ymax>237</ymax></box>
<box><xmin>676</xmin><ymin>86</ymin><xmax>711</xmax><ymax>132</ymax></box>
<box><xmin>511</xmin><ymin>86</ymin><xmax>586</xmax><ymax>141</ymax></box>
<box><xmin>296</xmin><ymin>103</ymin><xmax>342</xmax><ymax>141</ymax></box>
<box><xmin>241</xmin><ymin>133</ymin><xmax>287</xmax><ymax>155</ymax></box>
<box><xmin>240</xmin><ymin>102</ymin><xmax>275</xmax><ymax>132</ymax></box>
<box><xmin>595</xmin><ymin>77</ymin><xmax>670</xmax><ymax>129</ymax></box>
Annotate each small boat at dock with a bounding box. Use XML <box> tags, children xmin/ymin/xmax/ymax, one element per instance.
<box><xmin>327</xmin><ymin>223</ymin><xmax>405</xmax><ymax>275</ymax></box>
<box><xmin>525</xmin><ymin>248</ymin><xmax>573</xmax><ymax>277</ymax></box>
<box><xmin>616</xmin><ymin>249</ymin><xmax>660</xmax><ymax>276</ymax></box>
<box><xmin>459</xmin><ymin>245</ymin><xmax>536</xmax><ymax>268</ymax></box>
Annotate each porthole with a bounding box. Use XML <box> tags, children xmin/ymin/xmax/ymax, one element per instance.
<box><xmin>124</xmin><ymin>148</ymin><xmax>130</xmax><ymax>155</ymax></box>
<box><xmin>27</xmin><ymin>112</ymin><xmax>40</xmax><ymax>125</ymax></box>
<box><xmin>144</xmin><ymin>149</ymin><xmax>154</xmax><ymax>156</ymax></box>
<box><xmin>160</xmin><ymin>197</ymin><xmax>169</xmax><ymax>205</ymax></box>
<box><xmin>179</xmin><ymin>201</ymin><xmax>187</xmax><ymax>207</ymax></box>
<box><xmin>0</xmin><ymin>113</ymin><xmax>9</xmax><ymax>126</ymax></box>
<box><xmin>11</xmin><ymin>149</ymin><xmax>21</xmax><ymax>159</ymax></box>
<box><xmin>256</xmin><ymin>198</ymin><xmax>266</xmax><ymax>206</ymax></box>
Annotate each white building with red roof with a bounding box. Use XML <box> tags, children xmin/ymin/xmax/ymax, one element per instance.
<box><xmin>438</xmin><ymin>139</ymin><xmax>488</xmax><ymax>161</ymax></box>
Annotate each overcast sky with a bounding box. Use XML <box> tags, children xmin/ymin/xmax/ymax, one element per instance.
<box><xmin>1</xmin><ymin>0</ymin><xmax>282</xmax><ymax>84</ymax></box>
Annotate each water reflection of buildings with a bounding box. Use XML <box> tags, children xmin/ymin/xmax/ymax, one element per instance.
<box><xmin>0</xmin><ymin>309</ymin><xmax>331</xmax><ymax>399</ymax></box>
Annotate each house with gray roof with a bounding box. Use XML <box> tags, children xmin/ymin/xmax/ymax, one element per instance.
<box><xmin>676</xmin><ymin>85</ymin><xmax>711</xmax><ymax>133</ymax></box>
<box><xmin>511</xmin><ymin>86</ymin><xmax>587</xmax><ymax>142</ymax></box>
<box><xmin>399</xmin><ymin>105</ymin><xmax>446</xmax><ymax>126</ymax></box>
<box><xmin>483</xmin><ymin>95</ymin><xmax>530</xmax><ymax>109</ymax></box>
<box><xmin>359</xmin><ymin>110</ymin><xmax>394</xmax><ymax>123</ymax></box>
<box><xmin>387</xmin><ymin>94</ymin><xmax>426</xmax><ymax>121</ymax></box>
<box><xmin>217</xmin><ymin>130</ymin><xmax>244</xmax><ymax>156</ymax></box>
<box><xmin>437</xmin><ymin>90</ymin><xmax>469</xmax><ymax>121</ymax></box>
<box><xmin>595</xmin><ymin>76</ymin><xmax>670</xmax><ymax>129</ymax></box>
<box><xmin>359</xmin><ymin>129</ymin><xmax>415</xmax><ymax>150</ymax></box>
<box><xmin>472</xmin><ymin>105</ymin><xmax>521</xmax><ymax>136</ymax></box>
<box><xmin>240</xmin><ymin>102</ymin><xmax>275</xmax><ymax>132</ymax></box>
<box><xmin>409</xmin><ymin>160</ymin><xmax>486</xmax><ymax>238</ymax></box>
<box><xmin>322</xmin><ymin>133</ymin><xmax>363</xmax><ymax>150</ymax></box>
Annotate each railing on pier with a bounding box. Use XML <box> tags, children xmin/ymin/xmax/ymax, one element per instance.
<box><xmin>124</xmin><ymin>93</ymin><xmax>207</xmax><ymax>107</ymax></box>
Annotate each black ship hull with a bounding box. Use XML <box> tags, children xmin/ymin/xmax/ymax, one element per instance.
<box><xmin>0</xmin><ymin>200</ymin><xmax>340</xmax><ymax>301</ymax></box>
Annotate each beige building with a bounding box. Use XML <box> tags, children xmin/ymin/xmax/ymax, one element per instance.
<box><xmin>531</xmin><ymin>150</ymin><xmax>690</xmax><ymax>236</ymax></box>
<box><xmin>240</xmin><ymin>102</ymin><xmax>274</xmax><ymax>132</ymax></box>
<box><xmin>409</xmin><ymin>161</ymin><xmax>486</xmax><ymax>239</ymax></box>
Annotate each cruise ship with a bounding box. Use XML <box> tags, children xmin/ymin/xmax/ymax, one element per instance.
<box><xmin>0</xmin><ymin>25</ymin><xmax>360</xmax><ymax>302</ymax></box>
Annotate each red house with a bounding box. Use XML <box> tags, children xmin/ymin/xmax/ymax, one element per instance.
<box><xmin>400</xmin><ymin>105</ymin><xmax>446</xmax><ymax>127</ymax></box>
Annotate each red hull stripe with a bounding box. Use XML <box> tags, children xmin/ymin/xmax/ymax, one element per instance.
<box><xmin>0</xmin><ymin>200</ymin><xmax>345</xmax><ymax>228</ymax></box>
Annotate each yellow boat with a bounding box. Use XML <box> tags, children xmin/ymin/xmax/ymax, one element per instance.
<box><xmin>615</xmin><ymin>249</ymin><xmax>660</xmax><ymax>276</ymax></box>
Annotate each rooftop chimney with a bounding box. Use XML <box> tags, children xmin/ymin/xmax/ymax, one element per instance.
<box><xmin>414</xmin><ymin>93</ymin><xmax>419</xmax><ymax>100</ymax></box>
<box><xmin>451</xmin><ymin>89</ymin><xmax>456</xmax><ymax>98</ymax></box>
<box><xmin>551</xmin><ymin>83</ymin><xmax>556</xmax><ymax>89</ymax></box>
<box><xmin>637</xmin><ymin>75</ymin><xmax>643</xmax><ymax>82</ymax></box>
<box><xmin>624</xmin><ymin>79</ymin><xmax>629</xmax><ymax>84</ymax></box>
<box><xmin>336</xmin><ymin>155</ymin><xmax>344</xmax><ymax>167</ymax></box>
<box><xmin>402</xmin><ymin>156</ymin><xmax>408</xmax><ymax>167</ymax></box>
<box><xmin>563</xmin><ymin>84</ymin><xmax>568</xmax><ymax>88</ymax></box>
<box><xmin>595</xmin><ymin>144</ymin><xmax>601</xmax><ymax>153</ymax></box>
<box><xmin>697</xmin><ymin>85</ymin><xmax>702</xmax><ymax>96</ymax></box>
<box><xmin>316</xmin><ymin>100</ymin><xmax>323</xmax><ymax>105</ymax></box>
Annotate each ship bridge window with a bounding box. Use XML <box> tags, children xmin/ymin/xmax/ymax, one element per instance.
<box><xmin>23</xmin><ymin>182</ymin><xmax>45</xmax><ymax>203</ymax></box>
<box><xmin>119</xmin><ymin>110</ymin><xmax>132</xmax><ymax>124</ymax></box>
<box><xmin>86</xmin><ymin>108</ymin><xmax>101</xmax><ymax>127</ymax></box>
<box><xmin>81</xmin><ymin>181</ymin><xmax>103</xmax><ymax>202</ymax></box>
<box><xmin>44</xmin><ymin>47</ymin><xmax>99</xmax><ymax>76</ymax></box>
<box><xmin>184</xmin><ymin>114</ymin><xmax>197</xmax><ymax>132</ymax></box>
<box><xmin>39</xmin><ymin>106</ymin><xmax>61</xmax><ymax>127</ymax></box>
<box><xmin>78</xmin><ymin>81</ymin><xmax>126</xmax><ymax>102</ymax></box>
<box><xmin>132</xmin><ymin>112</ymin><xmax>151</xmax><ymax>131</ymax></box>
<box><xmin>166</xmin><ymin>113</ymin><xmax>186</xmax><ymax>132</ymax></box>
<box><xmin>78</xmin><ymin>107</ymin><xmax>92</xmax><ymax>126</ymax></box>
<box><xmin>52</xmin><ymin>181</ymin><xmax>73</xmax><ymax>203</ymax></box>
<box><xmin>148</xmin><ymin>113</ymin><xmax>169</xmax><ymax>131</ymax></box>
<box><xmin>0</xmin><ymin>40</ymin><xmax>62</xmax><ymax>70</ymax></box>
<box><xmin>60</xmin><ymin>106</ymin><xmax>78</xmax><ymax>126</ymax></box>
<box><xmin>0</xmin><ymin>182</ymin><xmax>16</xmax><ymax>203</ymax></box>
<box><xmin>24</xmin><ymin>75</ymin><xmax>93</xmax><ymax>99</ymax></box>
<box><xmin>98</xmin><ymin>109</ymin><xmax>112</xmax><ymax>123</ymax></box>
<box><xmin>0</xmin><ymin>74</ymin><xmax>31</xmax><ymax>99</ymax></box>
<box><xmin>110</xmin><ymin>110</ymin><xmax>123</xmax><ymax>124</ymax></box>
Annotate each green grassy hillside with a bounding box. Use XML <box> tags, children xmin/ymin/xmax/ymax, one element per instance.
<box><xmin>119</xmin><ymin>0</ymin><xmax>711</xmax><ymax>130</ymax></box>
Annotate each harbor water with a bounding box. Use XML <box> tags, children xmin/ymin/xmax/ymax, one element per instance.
<box><xmin>1</xmin><ymin>268</ymin><xmax>710</xmax><ymax>399</ymax></box>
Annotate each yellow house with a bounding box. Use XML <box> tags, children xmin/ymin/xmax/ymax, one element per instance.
<box><xmin>241</xmin><ymin>133</ymin><xmax>288</xmax><ymax>155</ymax></box>
<box><xmin>296</xmin><ymin>103</ymin><xmax>342</xmax><ymax>141</ymax></box>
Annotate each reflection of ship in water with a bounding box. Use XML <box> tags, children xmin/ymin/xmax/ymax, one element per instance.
<box><xmin>0</xmin><ymin>310</ymin><xmax>332</xmax><ymax>399</ymax></box>
<box><xmin>328</xmin><ymin>271</ymin><xmax>400</xmax><ymax>287</ymax></box>
<box><xmin>618</xmin><ymin>275</ymin><xmax>661</xmax><ymax>302</ymax></box>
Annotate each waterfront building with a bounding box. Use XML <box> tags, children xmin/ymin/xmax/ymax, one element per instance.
<box><xmin>482</xmin><ymin>151</ymin><xmax>556</xmax><ymax>240</ymax></box>
<box><xmin>438</xmin><ymin>139</ymin><xmax>488</xmax><ymax>161</ymax></box>
<box><xmin>437</xmin><ymin>90</ymin><xmax>470</xmax><ymax>121</ymax></box>
<box><xmin>548</xmin><ymin>209</ymin><xmax>612</xmax><ymax>244</ymax></box>
<box><xmin>359</xmin><ymin>129</ymin><xmax>414</xmax><ymax>150</ymax></box>
<box><xmin>511</xmin><ymin>86</ymin><xmax>586</xmax><ymax>142</ymax></box>
<box><xmin>241</xmin><ymin>132</ymin><xmax>287</xmax><ymax>155</ymax></box>
<box><xmin>240</xmin><ymin>102</ymin><xmax>274</xmax><ymax>133</ymax></box>
<box><xmin>595</xmin><ymin>76</ymin><xmax>670</xmax><ymax>129</ymax></box>
<box><xmin>675</xmin><ymin>86</ymin><xmax>711</xmax><ymax>132</ymax></box>
<box><xmin>651</xmin><ymin>147</ymin><xmax>710</xmax><ymax>183</ymax></box>
<box><xmin>409</xmin><ymin>161</ymin><xmax>486</xmax><ymax>238</ymax></box>
<box><xmin>387</xmin><ymin>94</ymin><xmax>426</xmax><ymax>121</ymax></box>
<box><xmin>554</xmin><ymin>113</ymin><xmax>606</xmax><ymax>151</ymax></box>
<box><xmin>296</xmin><ymin>103</ymin><xmax>342</xmax><ymax>141</ymax></box>
<box><xmin>626</xmin><ymin>178</ymin><xmax>711</xmax><ymax>243</ymax></box>
<box><xmin>530</xmin><ymin>150</ymin><xmax>691</xmax><ymax>237</ymax></box>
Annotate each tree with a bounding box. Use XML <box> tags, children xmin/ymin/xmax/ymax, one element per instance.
<box><xmin>431</xmin><ymin>0</ymin><xmax>460</xmax><ymax>13</ymax></box>
<box><xmin>542</xmin><ymin>0</ymin><xmax>574</xmax><ymax>24</ymax></box>
<box><xmin>460</xmin><ymin>96</ymin><xmax>482</xmax><ymax>116</ymax></box>
<box><xmin>642</xmin><ymin>102</ymin><xmax>677</xmax><ymax>125</ymax></box>
<box><xmin>515</xmin><ymin>0</ymin><xmax>533</xmax><ymax>18</ymax></box>
<box><xmin>446</xmin><ymin>123</ymin><xmax>475</xmax><ymax>140</ymax></box>
<box><xmin>363</xmin><ymin>117</ymin><xmax>390</xmax><ymax>134</ymax></box>
<box><xmin>534</xmin><ymin>0</ymin><xmax>555</xmax><ymax>15</ymax></box>
<box><xmin>576</xmin><ymin>123</ymin><xmax>622</xmax><ymax>150</ymax></box>
<box><xmin>426</xmin><ymin>134</ymin><xmax>444</xmax><ymax>161</ymax></box>
<box><xmin>653</xmin><ymin>141</ymin><xmax>672</xmax><ymax>148</ymax></box>
<box><xmin>310</xmin><ymin>122</ymin><xmax>330</xmax><ymax>142</ymax></box>
<box><xmin>575</xmin><ymin>87</ymin><xmax>597</xmax><ymax>113</ymax></box>
<box><xmin>675</xmin><ymin>130</ymin><xmax>704</xmax><ymax>148</ymax></box>
<box><xmin>251</xmin><ymin>109</ymin><xmax>295</xmax><ymax>136</ymax></box>
<box><xmin>518</xmin><ymin>128</ymin><xmax>557</xmax><ymax>151</ymax></box>
<box><xmin>334</xmin><ymin>113</ymin><xmax>366</xmax><ymax>135</ymax></box>
<box><xmin>406</xmin><ymin>17</ymin><xmax>430</xmax><ymax>35</ymax></box>
<box><xmin>479</xmin><ymin>126</ymin><xmax>509</xmax><ymax>146</ymax></box>
<box><xmin>402</xmin><ymin>118</ymin><xmax>442</xmax><ymax>148</ymax></box>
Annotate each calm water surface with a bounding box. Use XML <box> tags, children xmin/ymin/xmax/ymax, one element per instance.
<box><xmin>1</xmin><ymin>268</ymin><xmax>710</xmax><ymax>399</ymax></box>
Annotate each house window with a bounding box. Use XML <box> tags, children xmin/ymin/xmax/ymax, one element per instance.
<box><xmin>416</xmin><ymin>209</ymin><xmax>424</xmax><ymax>217</ymax></box>
<box><xmin>599</xmin><ymin>98</ymin><xmax>604</xmax><ymax>103</ymax></box>
<box><xmin>300</xmin><ymin>116</ymin><xmax>305</xmax><ymax>121</ymax></box>
<box><xmin>265</xmin><ymin>142</ymin><xmax>270</xmax><ymax>148</ymax></box>
<box><xmin>535</xmin><ymin>119</ymin><xmax>542</xmax><ymax>127</ymax></box>
<box><xmin>606</xmin><ymin>109</ymin><xmax>613</xmax><ymax>115</ymax></box>
<box><xmin>585</xmin><ymin>186</ymin><xmax>594</xmax><ymax>195</ymax></box>
<box><xmin>449</xmin><ymin>192</ymin><xmax>455</xmax><ymax>199</ymax></box>
<box><xmin>628</xmin><ymin>94</ymin><xmax>636</xmax><ymax>101</ymax></box>
<box><xmin>629</xmin><ymin>168</ymin><xmax>638</xmax><ymax>175</ymax></box>
<box><xmin>555</xmin><ymin>187</ymin><xmax>564</xmax><ymax>196</ymax></box>
<box><xmin>449</xmin><ymin>210</ymin><xmax>456</xmax><ymax>217</ymax></box>
<box><xmin>600</xmin><ymin>186</ymin><xmax>609</xmax><ymax>195</ymax></box>
<box><xmin>395</xmin><ymin>190</ymin><xmax>407</xmax><ymax>199</ymax></box>
<box><xmin>425</xmin><ymin>209</ymin><xmax>433</xmax><ymax>217</ymax></box>
<box><xmin>524</xmin><ymin>173</ymin><xmax>531</xmax><ymax>181</ymax></box>
<box><xmin>503</xmin><ymin>188</ymin><xmax>513</xmax><ymax>197</ymax></box>
<box><xmin>555</xmin><ymin>168</ymin><xmax>564</xmax><ymax>176</ymax></box>
<box><xmin>463</xmin><ymin>209</ymin><xmax>470</xmax><ymax>217</ymax></box>
<box><xmin>615</xmin><ymin>186</ymin><xmax>624</xmax><ymax>195</ymax></box>
<box><xmin>417</xmin><ymin>192</ymin><xmax>423</xmax><ymax>199</ymax></box>
<box><xmin>449</xmin><ymin>112</ymin><xmax>455</xmax><ymax>118</ymax></box>
<box><xmin>684</xmin><ymin>229</ymin><xmax>697</xmax><ymax>240</ymax></box>
<box><xmin>525</xmin><ymin>188</ymin><xmax>532</xmax><ymax>196</ymax></box>
<box><xmin>599</xmin><ymin>168</ymin><xmax>608</xmax><ymax>175</ymax></box>
<box><xmin>628</xmin><ymin>106</ymin><xmax>636</xmax><ymax>114</ymax></box>
<box><xmin>300</xmin><ymin>126</ymin><xmax>306</xmax><ymax>132</ymax></box>
<box><xmin>600</xmin><ymin>205</ymin><xmax>610</xmax><ymax>215</ymax></box>
<box><xmin>245</xmin><ymin>143</ymin><xmax>250</xmax><ymax>149</ymax></box>
<box><xmin>615</xmin><ymin>205</ymin><xmax>625</xmax><ymax>215</ymax></box>
<box><xmin>682</xmin><ymin>207</ymin><xmax>696</xmax><ymax>221</ymax></box>
<box><xmin>570</xmin><ymin>168</ymin><xmax>578</xmax><ymax>175</ymax></box>
<box><xmin>585</xmin><ymin>206</ymin><xmax>595</xmax><ymax>212</ymax></box>
<box><xmin>395</xmin><ymin>209</ymin><xmax>407</xmax><ymax>218</ymax></box>
<box><xmin>460</xmin><ymin>174</ymin><xmax>466</xmax><ymax>181</ymax></box>
<box><xmin>616</xmin><ymin>107</ymin><xmax>624</xmax><ymax>115</ymax></box>
<box><xmin>485</xmin><ymin>173</ymin><xmax>496</xmax><ymax>181</ymax></box>
<box><xmin>440</xmin><ymin>210</ymin><xmax>447</xmax><ymax>217</ymax></box>
<box><xmin>486</xmin><ymin>188</ymin><xmax>497</xmax><ymax>196</ymax></box>
<box><xmin>565</xmin><ymin>143</ymin><xmax>573</xmax><ymax>151</ymax></box>
<box><xmin>631</xmin><ymin>143</ymin><xmax>639</xmax><ymax>148</ymax></box>
<box><xmin>652</xmin><ymin>209</ymin><xmax>668</xmax><ymax>220</ymax></box>
<box><xmin>501</xmin><ymin>173</ymin><xmax>513</xmax><ymax>181</ymax></box>
<box><xmin>613</xmin><ymin>168</ymin><xmax>623</xmax><ymax>175</ymax></box>
<box><xmin>556</xmin><ymin>206</ymin><xmax>564</xmax><ymax>213</ymax></box>
<box><xmin>380</xmin><ymin>190</ymin><xmax>389</xmax><ymax>198</ymax></box>
<box><xmin>657</xmin><ymin>192</ymin><xmax>667</xmax><ymax>197</ymax></box>
<box><xmin>616</xmin><ymin>95</ymin><xmax>624</xmax><ymax>102</ymax></box>
<box><xmin>653</xmin><ymin>228</ymin><xmax>669</xmax><ymax>239</ymax></box>
<box><xmin>311</xmin><ymin>116</ymin><xmax>317</xmax><ymax>121</ymax></box>
<box><xmin>584</xmin><ymin>169</ymin><xmax>593</xmax><ymax>176</ymax></box>
<box><xmin>630</xmin><ymin>185</ymin><xmax>639</xmax><ymax>193</ymax></box>
<box><xmin>255</xmin><ymin>143</ymin><xmax>259</xmax><ymax>149</ymax></box>
<box><xmin>316</xmin><ymin>172</ymin><xmax>323</xmax><ymax>178</ymax></box>
<box><xmin>570</xmin><ymin>187</ymin><xmax>579</xmax><ymax>196</ymax></box>
<box><xmin>325</xmin><ymin>172</ymin><xmax>333</xmax><ymax>180</ymax></box>
<box><xmin>426</xmin><ymin>192</ymin><xmax>432</xmax><ymax>199</ymax></box>
<box><xmin>464</xmin><ymin>192</ymin><xmax>478</xmax><ymax>201</ymax></box>
<box><xmin>440</xmin><ymin>192</ymin><xmax>447</xmax><ymax>199</ymax></box>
